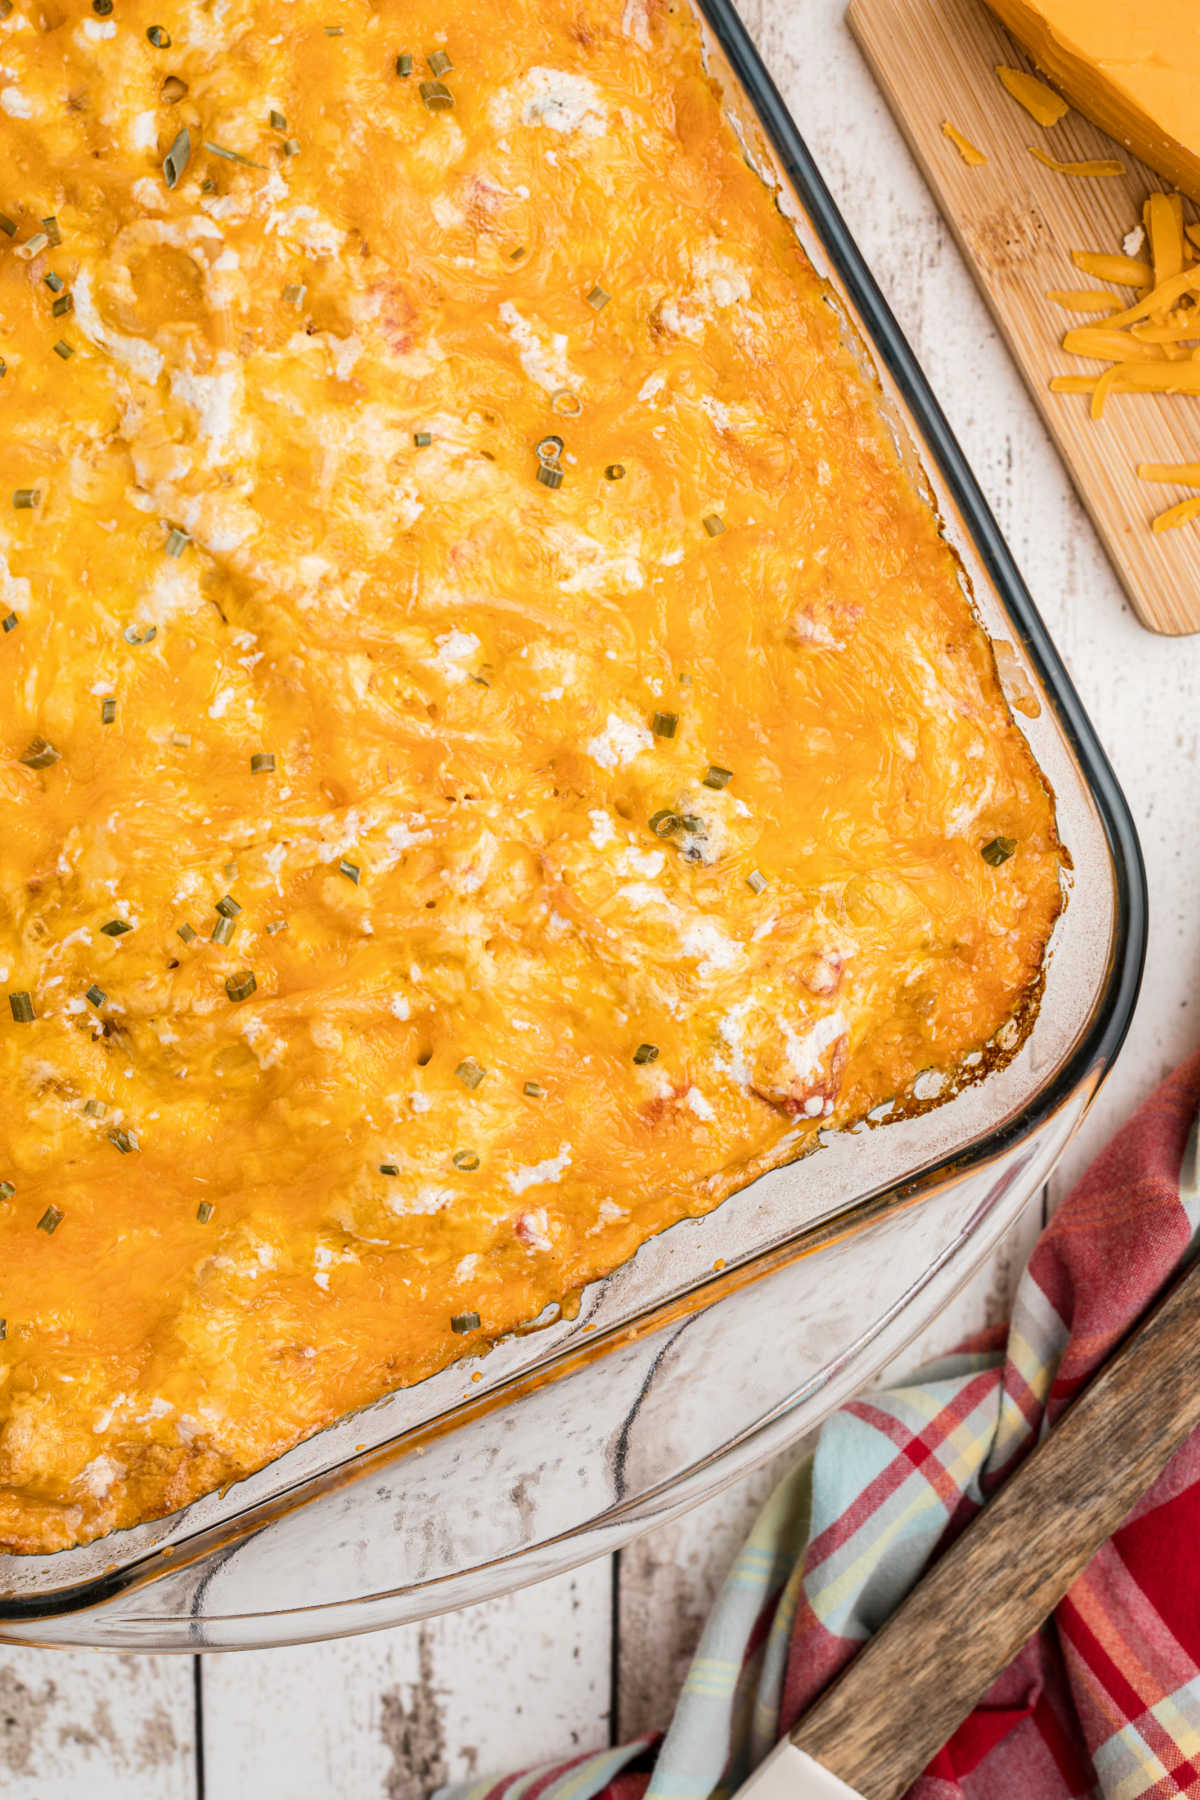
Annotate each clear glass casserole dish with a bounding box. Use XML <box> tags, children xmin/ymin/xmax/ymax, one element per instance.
<box><xmin>0</xmin><ymin>0</ymin><xmax>1145</xmax><ymax>1650</ymax></box>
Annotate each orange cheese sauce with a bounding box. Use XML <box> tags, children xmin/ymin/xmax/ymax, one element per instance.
<box><xmin>0</xmin><ymin>0</ymin><xmax>1063</xmax><ymax>1552</ymax></box>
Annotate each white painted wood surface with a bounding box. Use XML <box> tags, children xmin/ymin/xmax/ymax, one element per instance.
<box><xmin>4</xmin><ymin>0</ymin><xmax>1199</xmax><ymax>1791</ymax></box>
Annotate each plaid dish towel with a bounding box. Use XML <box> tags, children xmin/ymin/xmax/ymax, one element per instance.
<box><xmin>441</xmin><ymin>1051</ymin><xmax>1200</xmax><ymax>1800</ymax></box>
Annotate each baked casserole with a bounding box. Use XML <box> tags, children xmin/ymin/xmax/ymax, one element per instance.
<box><xmin>0</xmin><ymin>0</ymin><xmax>1063</xmax><ymax>1552</ymax></box>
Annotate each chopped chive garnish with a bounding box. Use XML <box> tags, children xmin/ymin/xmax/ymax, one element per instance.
<box><xmin>633</xmin><ymin>1042</ymin><xmax>659</xmax><ymax>1064</ymax></box>
<box><xmin>165</xmin><ymin>526</ymin><xmax>188</xmax><ymax>556</ymax></box>
<box><xmin>101</xmin><ymin>696</ymin><xmax>116</xmax><ymax>723</ymax></box>
<box><xmin>282</xmin><ymin>138</ymin><xmax>301</xmax><ymax>156</ymax></box>
<box><xmin>395</xmin><ymin>51</ymin><xmax>412</xmax><ymax>75</ymax></box>
<box><xmin>14</xmin><ymin>233</ymin><xmax>49</xmax><ymax>261</ymax></box>
<box><xmin>196</xmin><ymin>1200</ymin><xmax>214</xmax><ymax>1223</ymax></box>
<box><xmin>85</xmin><ymin>984</ymin><xmax>106</xmax><ymax>1008</ymax></box>
<box><xmin>269</xmin><ymin>109</ymin><xmax>287</xmax><ymax>130</ymax></box>
<box><xmin>0</xmin><ymin>361</ymin><xmax>6</xmax><ymax>378</ymax></box>
<box><xmin>146</xmin><ymin>23</ymin><xmax>171</xmax><ymax>44</ymax></box>
<box><xmin>426</xmin><ymin>48</ymin><xmax>453</xmax><ymax>74</ymax></box>
<box><xmin>339</xmin><ymin>858</ymin><xmax>360</xmax><ymax>883</ymax></box>
<box><xmin>82</xmin><ymin>1098</ymin><xmax>106</xmax><ymax>1118</ymax></box>
<box><xmin>163</xmin><ymin>126</ymin><xmax>191</xmax><ymax>189</ymax></box>
<box><xmin>177</xmin><ymin>922</ymin><xmax>197</xmax><ymax>943</ymax></box>
<box><xmin>452</xmin><ymin>1150</ymin><xmax>480</xmax><ymax>1172</ymax></box>
<box><xmin>41</xmin><ymin>216</ymin><xmax>62</xmax><ymax>246</ymax></box>
<box><xmin>746</xmin><ymin>869</ymin><xmax>768</xmax><ymax>894</ymax></box>
<box><xmin>450</xmin><ymin>1310</ymin><xmax>480</xmax><ymax>1331</ymax></box>
<box><xmin>282</xmin><ymin>283</ymin><xmax>306</xmax><ymax>307</ymax></box>
<box><xmin>0</xmin><ymin>215</ymin><xmax>15</xmax><ymax>238</ymax></box>
<box><xmin>108</xmin><ymin>1127</ymin><xmax>138</xmax><ymax>1154</ymax></box>
<box><xmin>123</xmin><ymin>624</ymin><xmax>157</xmax><ymax>644</ymax></box>
<box><xmin>981</xmin><ymin>836</ymin><xmax>1017</xmax><ymax>865</ymax></box>
<box><xmin>265</xmin><ymin>919</ymin><xmax>288</xmax><ymax>934</ymax></box>
<box><xmin>649</xmin><ymin>809</ymin><xmax>680</xmax><ymax>837</ymax></box>
<box><xmin>211</xmin><ymin>916</ymin><xmax>234</xmax><ymax>944</ymax></box>
<box><xmin>44</xmin><ymin>271</ymin><xmax>64</xmax><ymax>293</ymax></box>
<box><xmin>13</xmin><ymin>489</ymin><xmax>40</xmax><ymax>510</ymax></box>
<box><xmin>1</xmin><ymin>614</ymin><xmax>16</xmax><ymax>633</ymax></box>
<box><xmin>92</xmin><ymin>0</ymin><xmax>113</xmax><ymax>13</ymax></box>
<box><xmin>52</xmin><ymin>292</ymin><xmax>74</xmax><ymax>317</ymax></box>
<box><xmin>170</xmin><ymin>730</ymin><xmax>190</xmax><ymax>747</ymax></box>
<box><xmin>20</xmin><ymin>736</ymin><xmax>59</xmax><ymax>769</ymax></box>
<box><xmin>604</xmin><ymin>464</ymin><xmax>626</xmax><ymax>480</ymax></box>
<box><xmin>455</xmin><ymin>1057</ymin><xmax>486</xmax><ymax>1090</ymax></box>
<box><xmin>203</xmin><ymin>140</ymin><xmax>267</xmax><ymax>168</ymax></box>
<box><xmin>100</xmin><ymin>919</ymin><xmax>131</xmax><ymax>937</ymax></box>
<box><xmin>52</xmin><ymin>340</ymin><xmax>74</xmax><ymax>360</ymax></box>
<box><xmin>523</xmin><ymin>1080</ymin><xmax>544</xmax><ymax>1098</ymax></box>
<box><xmin>651</xmin><ymin>711</ymin><xmax>678</xmax><ymax>738</ymax></box>
<box><xmin>703</xmin><ymin>765</ymin><xmax>733</xmax><ymax>789</ymax></box>
<box><xmin>702</xmin><ymin>513</ymin><xmax>725</xmax><ymax>537</ymax></box>
<box><xmin>0</xmin><ymin>1319</ymin><xmax>6</xmax><ymax>1338</ymax></box>
<box><xmin>0</xmin><ymin>1181</ymin><xmax>12</xmax><ymax>1201</ymax></box>
<box><xmin>37</xmin><ymin>1204</ymin><xmax>63</xmax><ymax>1233</ymax></box>
<box><xmin>536</xmin><ymin>463</ymin><xmax>563</xmax><ymax>490</ymax></box>
<box><xmin>8</xmin><ymin>992</ymin><xmax>33</xmax><ymax>1023</ymax></box>
<box><xmin>250</xmin><ymin>752</ymin><xmax>275</xmax><ymax>773</ymax></box>
<box><xmin>379</xmin><ymin>1162</ymin><xmax>399</xmax><ymax>1175</ymax></box>
<box><xmin>162</xmin><ymin>75</ymin><xmax>188</xmax><ymax>103</ymax></box>
<box><xmin>419</xmin><ymin>79</ymin><xmax>454</xmax><ymax>110</ymax></box>
<box><xmin>413</xmin><ymin>431</ymin><xmax>432</xmax><ymax>447</ymax></box>
<box><xmin>324</xmin><ymin>23</ymin><xmax>344</xmax><ymax>33</ymax></box>
<box><xmin>225</xmin><ymin>969</ymin><xmax>257</xmax><ymax>1002</ymax></box>
<box><xmin>586</xmin><ymin>285</ymin><xmax>610</xmax><ymax>309</ymax></box>
<box><xmin>215</xmin><ymin>894</ymin><xmax>241</xmax><ymax>919</ymax></box>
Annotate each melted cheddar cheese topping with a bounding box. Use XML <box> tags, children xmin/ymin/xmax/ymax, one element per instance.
<box><xmin>0</xmin><ymin>0</ymin><xmax>1062</xmax><ymax>1552</ymax></box>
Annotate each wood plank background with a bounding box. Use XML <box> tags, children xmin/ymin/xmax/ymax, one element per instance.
<box><xmin>2</xmin><ymin>0</ymin><xmax>1199</xmax><ymax>1790</ymax></box>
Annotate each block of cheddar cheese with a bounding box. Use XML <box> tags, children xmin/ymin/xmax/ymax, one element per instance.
<box><xmin>986</xmin><ymin>0</ymin><xmax>1200</xmax><ymax>202</ymax></box>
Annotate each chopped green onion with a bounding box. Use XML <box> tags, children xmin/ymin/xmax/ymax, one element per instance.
<box><xmin>324</xmin><ymin>23</ymin><xmax>344</xmax><ymax>33</ymax></box>
<box><xmin>82</xmin><ymin>1098</ymin><xmax>106</xmax><ymax>1118</ymax></box>
<box><xmin>41</xmin><ymin>216</ymin><xmax>62</xmax><ymax>246</ymax></box>
<box><xmin>203</xmin><ymin>140</ymin><xmax>266</xmax><ymax>168</ymax></box>
<box><xmin>651</xmin><ymin>711</ymin><xmax>678</xmax><ymax>738</ymax></box>
<box><xmin>196</xmin><ymin>1200</ymin><xmax>214</xmax><ymax>1223</ymax></box>
<box><xmin>269</xmin><ymin>108</ymin><xmax>287</xmax><ymax>130</ymax></box>
<box><xmin>633</xmin><ymin>1042</ymin><xmax>659</xmax><ymax>1064</ymax></box>
<box><xmin>250</xmin><ymin>751</ymin><xmax>275</xmax><ymax>773</ymax></box>
<box><xmin>43</xmin><ymin>271</ymin><xmax>64</xmax><ymax>293</ymax></box>
<box><xmin>649</xmin><ymin>809</ymin><xmax>681</xmax><ymax>837</ymax></box>
<box><xmin>604</xmin><ymin>464</ymin><xmax>625</xmax><ymax>481</ymax></box>
<box><xmin>426</xmin><ymin>48</ymin><xmax>453</xmax><ymax>74</ymax></box>
<box><xmin>523</xmin><ymin>1080</ymin><xmax>545</xmax><ymax>1098</ymax></box>
<box><xmin>20</xmin><ymin>736</ymin><xmax>59</xmax><ymax>769</ymax></box>
<box><xmin>100</xmin><ymin>696</ymin><xmax>116</xmax><ymax>723</ymax></box>
<box><xmin>100</xmin><ymin>919</ymin><xmax>132</xmax><ymax>937</ymax></box>
<box><xmin>702</xmin><ymin>513</ymin><xmax>725</xmax><ymax>537</ymax></box>
<box><xmin>413</xmin><ymin>431</ymin><xmax>432</xmax><ymax>447</ymax></box>
<box><xmin>52</xmin><ymin>292</ymin><xmax>74</xmax><ymax>317</ymax></box>
<box><xmin>339</xmin><ymin>858</ymin><xmax>360</xmax><ymax>884</ymax></box>
<box><xmin>0</xmin><ymin>216</ymin><xmax>15</xmax><ymax>238</ymax></box>
<box><xmin>165</xmin><ymin>527</ymin><xmax>188</xmax><ymax>556</ymax></box>
<box><xmin>92</xmin><ymin>0</ymin><xmax>112</xmax><ymax>13</ymax></box>
<box><xmin>2</xmin><ymin>613</ymin><xmax>17</xmax><ymax>633</ymax></box>
<box><xmin>37</xmin><ymin>1204</ymin><xmax>63</xmax><ymax>1233</ymax></box>
<box><xmin>282</xmin><ymin>138</ymin><xmax>301</xmax><ymax>157</ymax></box>
<box><xmin>211</xmin><ymin>916</ymin><xmax>235</xmax><ymax>945</ymax></box>
<box><xmin>746</xmin><ymin>869</ymin><xmax>768</xmax><ymax>894</ymax></box>
<box><xmin>52</xmin><ymin>340</ymin><xmax>74</xmax><ymax>360</ymax></box>
<box><xmin>379</xmin><ymin>1162</ymin><xmax>399</xmax><ymax>1175</ymax></box>
<box><xmin>552</xmin><ymin>389</ymin><xmax>582</xmax><ymax>417</ymax></box>
<box><xmin>146</xmin><ymin>23</ymin><xmax>171</xmax><ymax>45</ymax></box>
<box><xmin>282</xmin><ymin>283</ymin><xmax>306</xmax><ymax>307</ymax></box>
<box><xmin>123</xmin><ymin>624</ymin><xmax>157</xmax><ymax>644</ymax></box>
<box><xmin>395</xmin><ymin>51</ymin><xmax>412</xmax><ymax>75</ymax></box>
<box><xmin>85</xmin><ymin>984</ymin><xmax>106</xmax><ymax>1008</ymax></box>
<box><xmin>455</xmin><ymin>1057</ymin><xmax>486</xmax><ymax>1090</ymax></box>
<box><xmin>265</xmin><ymin>919</ymin><xmax>288</xmax><ymax>935</ymax></box>
<box><xmin>170</xmin><ymin>730</ymin><xmax>191</xmax><ymax>747</ymax></box>
<box><xmin>0</xmin><ymin>362</ymin><xmax>6</xmax><ymax>378</ymax></box>
<box><xmin>8</xmin><ymin>992</ymin><xmax>33</xmax><ymax>1023</ymax></box>
<box><xmin>225</xmin><ymin>969</ymin><xmax>257</xmax><ymax>1002</ymax></box>
<box><xmin>537</xmin><ymin>463</ymin><xmax>564</xmax><ymax>490</ymax></box>
<box><xmin>13</xmin><ymin>489</ymin><xmax>40</xmax><ymax>510</ymax></box>
<box><xmin>177</xmin><ymin>923</ymin><xmax>197</xmax><ymax>943</ymax></box>
<box><xmin>0</xmin><ymin>1319</ymin><xmax>6</xmax><ymax>1338</ymax></box>
<box><xmin>452</xmin><ymin>1151</ymin><xmax>480</xmax><ymax>1172</ymax></box>
<box><xmin>0</xmin><ymin>1181</ymin><xmax>12</xmax><ymax>1201</ymax></box>
<box><xmin>215</xmin><ymin>894</ymin><xmax>241</xmax><ymax>919</ymax></box>
<box><xmin>419</xmin><ymin>79</ymin><xmax>454</xmax><ymax>110</ymax></box>
<box><xmin>586</xmin><ymin>285</ymin><xmax>610</xmax><ymax>310</ymax></box>
<box><xmin>14</xmin><ymin>233</ymin><xmax>49</xmax><ymax>261</ymax></box>
<box><xmin>450</xmin><ymin>1309</ymin><xmax>480</xmax><ymax>1331</ymax></box>
<box><xmin>162</xmin><ymin>75</ymin><xmax>188</xmax><ymax>103</ymax></box>
<box><xmin>108</xmin><ymin>1127</ymin><xmax>138</xmax><ymax>1154</ymax></box>
<box><xmin>981</xmin><ymin>836</ymin><xmax>1017</xmax><ymax>866</ymax></box>
<box><xmin>163</xmin><ymin>126</ymin><xmax>191</xmax><ymax>189</ymax></box>
<box><xmin>703</xmin><ymin>764</ymin><xmax>733</xmax><ymax>789</ymax></box>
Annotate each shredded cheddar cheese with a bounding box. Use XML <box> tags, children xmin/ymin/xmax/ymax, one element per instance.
<box><xmin>1046</xmin><ymin>290</ymin><xmax>1123</xmax><ymax>314</ymax></box>
<box><xmin>995</xmin><ymin>66</ymin><xmax>1070</xmax><ymax>128</ymax></box>
<box><xmin>942</xmin><ymin>121</ymin><xmax>988</xmax><ymax>166</ymax></box>
<box><xmin>1152</xmin><ymin>497</ymin><xmax>1200</xmax><ymax>532</ymax></box>
<box><xmin>1138</xmin><ymin>463</ymin><xmax>1200</xmax><ymax>484</ymax></box>
<box><xmin>1028</xmin><ymin>147</ymin><xmax>1125</xmax><ymax>179</ymax></box>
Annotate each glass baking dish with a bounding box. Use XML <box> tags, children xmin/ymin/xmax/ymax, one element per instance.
<box><xmin>0</xmin><ymin>0</ymin><xmax>1145</xmax><ymax>1649</ymax></box>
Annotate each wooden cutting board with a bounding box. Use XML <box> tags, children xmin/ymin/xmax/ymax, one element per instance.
<box><xmin>847</xmin><ymin>0</ymin><xmax>1200</xmax><ymax>636</ymax></box>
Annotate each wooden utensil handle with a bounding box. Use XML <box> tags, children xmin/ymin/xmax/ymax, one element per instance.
<box><xmin>789</xmin><ymin>1253</ymin><xmax>1200</xmax><ymax>1800</ymax></box>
